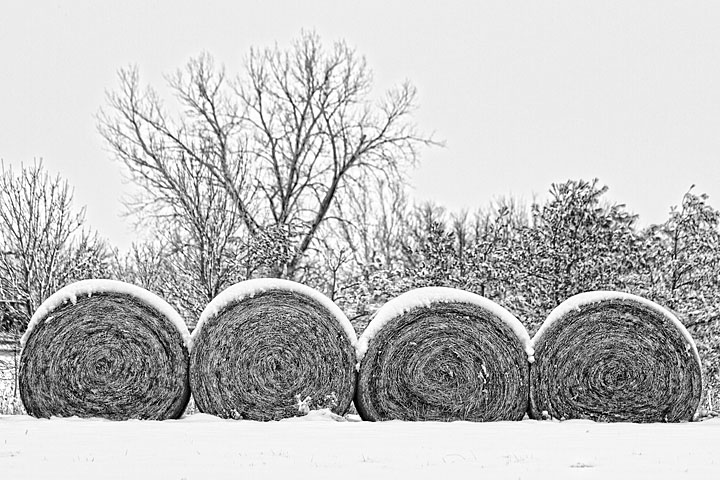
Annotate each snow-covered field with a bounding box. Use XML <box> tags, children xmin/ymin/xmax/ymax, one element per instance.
<box><xmin>2</xmin><ymin>411</ymin><xmax>720</xmax><ymax>479</ymax></box>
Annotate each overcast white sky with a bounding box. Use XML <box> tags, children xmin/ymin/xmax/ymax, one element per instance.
<box><xmin>2</xmin><ymin>1</ymin><xmax>720</xmax><ymax>250</ymax></box>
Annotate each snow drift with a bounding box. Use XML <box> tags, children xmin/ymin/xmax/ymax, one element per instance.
<box><xmin>529</xmin><ymin>291</ymin><xmax>702</xmax><ymax>422</ymax></box>
<box><xmin>19</xmin><ymin>279</ymin><xmax>191</xmax><ymax>420</ymax></box>
<box><xmin>189</xmin><ymin>279</ymin><xmax>357</xmax><ymax>421</ymax></box>
<box><xmin>355</xmin><ymin>287</ymin><xmax>531</xmax><ymax>421</ymax></box>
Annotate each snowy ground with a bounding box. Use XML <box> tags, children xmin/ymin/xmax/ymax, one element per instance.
<box><xmin>2</xmin><ymin>411</ymin><xmax>720</xmax><ymax>479</ymax></box>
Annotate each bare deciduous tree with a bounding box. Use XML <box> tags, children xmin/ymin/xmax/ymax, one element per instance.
<box><xmin>98</xmin><ymin>31</ymin><xmax>435</xmax><ymax>282</ymax></box>
<box><xmin>0</xmin><ymin>161</ymin><xmax>108</xmax><ymax>331</ymax></box>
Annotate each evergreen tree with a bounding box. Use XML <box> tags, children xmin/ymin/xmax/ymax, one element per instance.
<box><xmin>506</xmin><ymin>179</ymin><xmax>639</xmax><ymax>331</ymax></box>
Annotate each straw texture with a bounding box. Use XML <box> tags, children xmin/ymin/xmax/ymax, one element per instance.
<box><xmin>19</xmin><ymin>292</ymin><xmax>190</xmax><ymax>420</ymax></box>
<box><xmin>356</xmin><ymin>300</ymin><xmax>530</xmax><ymax>421</ymax></box>
<box><xmin>529</xmin><ymin>295</ymin><xmax>702</xmax><ymax>422</ymax></box>
<box><xmin>190</xmin><ymin>289</ymin><xmax>356</xmax><ymax>420</ymax></box>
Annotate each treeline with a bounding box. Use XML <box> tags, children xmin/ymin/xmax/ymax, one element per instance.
<box><xmin>343</xmin><ymin>179</ymin><xmax>720</xmax><ymax>334</ymax></box>
<box><xmin>2</xmin><ymin>163</ymin><xmax>720</xmax><ymax>408</ymax></box>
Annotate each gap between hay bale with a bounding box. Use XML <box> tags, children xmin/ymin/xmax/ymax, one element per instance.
<box><xmin>529</xmin><ymin>292</ymin><xmax>702</xmax><ymax>422</ymax></box>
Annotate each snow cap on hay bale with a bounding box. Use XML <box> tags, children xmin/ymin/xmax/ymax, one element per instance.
<box><xmin>529</xmin><ymin>291</ymin><xmax>702</xmax><ymax>422</ymax></box>
<box><xmin>190</xmin><ymin>278</ymin><xmax>357</xmax><ymax>420</ymax></box>
<box><xmin>19</xmin><ymin>279</ymin><xmax>191</xmax><ymax>420</ymax></box>
<box><xmin>355</xmin><ymin>287</ymin><xmax>533</xmax><ymax>422</ymax></box>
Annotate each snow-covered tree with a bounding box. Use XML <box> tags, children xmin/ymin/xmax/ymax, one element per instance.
<box><xmin>0</xmin><ymin>161</ymin><xmax>109</xmax><ymax>332</ymax></box>
<box><xmin>637</xmin><ymin>188</ymin><xmax>720</xmax><ymax>410</ymax></box>
<box><xmin>639</xmin><ymin>188</ymin><xmax>720</xmax><ymax>322</ymax></box>
<box><xmin>505</xmin><ymin>179</ymin><xmax>640</xmax><ymax>331</ymax></box>
<box><xmin>460</xmin><ymin>198</ymin><xmax>530</xmax><ymax>300</ymax></box>
<box><xmin>339</xmin><ymin>198</ymin><xmax>528</xmax><ymax>319</ymax></box>
<box><xmin>403</xmin><ymin>203</ymin><xmax>459</xmax><ymax>287</ymax></box>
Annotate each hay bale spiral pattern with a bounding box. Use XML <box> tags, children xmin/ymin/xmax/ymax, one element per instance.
<box><xmin>190</xmin><ymin>281</ymin><xmax>356</xmax><ymax>420</ymax></box>
<box><xmin>20</xmin><ymin>284</ymin><xmax>190</xmax><ymax>420</ymax></box>
<box><xmin>356</xmin><ymin>288</ymin><xmax>531</xmax><ymax>421</ymax></box>
<box><xmin>529</xmin><ymin>292</ymin><xmax>702</xmax><ymax>422</ymax></box>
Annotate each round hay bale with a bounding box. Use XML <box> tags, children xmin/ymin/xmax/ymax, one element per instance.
<box><xmin>355</xmin><ymin>287</ymin><xmax>532</xmax><ymax>421</ymax></box>
<box><xmin>529</xmin><ymin>291</ymin><xmax>702</xmax><ymax>422</ymax></box>
<box><xmin>19</xmin><ymin>280</ymin><xmax>191</xmax><ymax>420</ymax></box>
<box><xmin>190</xmin><ymin>279</ymin><xmax>357</xmax><ymax>420</ymax></box>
